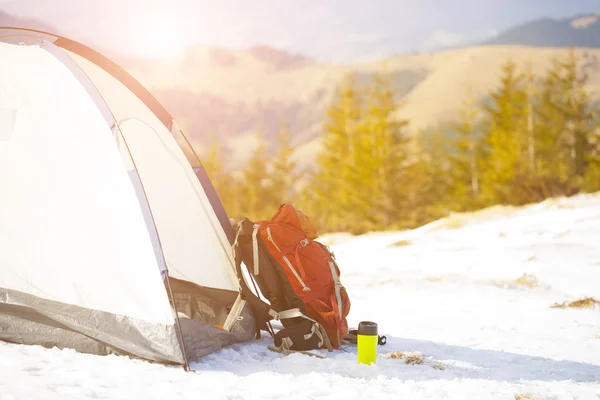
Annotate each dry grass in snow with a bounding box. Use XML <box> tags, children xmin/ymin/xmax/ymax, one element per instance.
<box><xmin>551</xmin><ymin>297</ymin><xmax>600</xmax><ymax>309</ymax></box>
<box><xmin>511</xmin><ymin>273</ymin><xmax>539</xmax><ymax>288</ymax></box>
<box><xmin>514</xmin><ymin>394</ymin><xmax>544</xmax><ymax>400</ymax></box>
<box><xmin>477</xmin><ymin>273</ymin><xmax>539</xmax><ymax>289</ymax></box>
<box><xmin>390</xmin><ymin>239</ymin><xmax>411</xmax><ymax>247</ymax></box>
<box><xmin>383</xmin><ymin>351</ymin><xmax>448</xmax><ymax>371</ymax></box>
<box><xmin>384</xmin><ymin>351</ymin><xmax>424</xmax><ymax>365</ymax></box>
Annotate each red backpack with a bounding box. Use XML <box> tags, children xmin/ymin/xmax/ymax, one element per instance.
<box><xmin>232</xmin><ymin>204</ymin><xmax>351</xmax><ymax>352</ymax></box>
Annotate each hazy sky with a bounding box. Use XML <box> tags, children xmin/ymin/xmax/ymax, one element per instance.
<box><xmin>2</xmin><ymin>0</ymin><xmax>600</xmax><ymax>62</ymax></box>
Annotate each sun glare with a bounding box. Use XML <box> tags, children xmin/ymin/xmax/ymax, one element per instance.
<box><xmin>135</xmin><ymin>13</ymin><xmax>188</xmax><ymax>58</ymax></box>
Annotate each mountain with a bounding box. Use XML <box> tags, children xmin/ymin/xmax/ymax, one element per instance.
<box><xmin>120</xmin><ymin>13</ymin><xmax>600</xmax><ymax>168</ymax></box>
<box><xmin>127</xmin><ymin>44</ymin><xmax>600</xmax><ymax>168</ymax></box>
<box><xmin>481</xmin><ymin>13</ymin><xmax>600</xmax><ymax>48</ymax></box>
<box><xmin>3</xmin><ymin>11</ymin><xmax>600</xmax><ymax>169</ymax></box>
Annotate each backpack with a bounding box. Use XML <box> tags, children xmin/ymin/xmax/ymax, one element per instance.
<box><xmin>231</xmin><ymin>204</ymin><xmax>351</xmax><ymax>353</ymax></box>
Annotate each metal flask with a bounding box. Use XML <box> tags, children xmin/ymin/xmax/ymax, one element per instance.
<box><xmin>357</xmin><ymin>321</ymin><xmax>378</xmax><ymax>365</ymax></box>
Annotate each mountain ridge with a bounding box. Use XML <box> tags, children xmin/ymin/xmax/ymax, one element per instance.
<box><xmin>479</xmin><ymin>12</ymin><xmax>600</xmax><ymax>48</ymax></box>
<box><xmin>3</xmin><ymin>11</ymin><xmax>600</xmax><ymax>169</ymax></box>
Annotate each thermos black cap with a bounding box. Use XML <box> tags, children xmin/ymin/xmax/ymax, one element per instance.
<box><xmin>358</xmin><ymin>321</ymin><xmax>378</xmax><ymax>336</ymax></box>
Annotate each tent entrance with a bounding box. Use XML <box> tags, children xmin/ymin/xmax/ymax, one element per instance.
<box><xmin>0</xmin><ymin>28</ymin><xmax>257</xmax><ymax>369</ymax></box>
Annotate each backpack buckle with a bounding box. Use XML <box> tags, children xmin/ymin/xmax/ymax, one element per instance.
<box><xmin>300</xmin><ymin>239</ymin><xmax>309</xmax><ymax>247</ymax></box>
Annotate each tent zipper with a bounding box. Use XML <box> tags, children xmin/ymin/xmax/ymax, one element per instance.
<box><xmin>266</xmin><ymin>227</ymin><xmax>311</xmax><ymax>292</ymax></box>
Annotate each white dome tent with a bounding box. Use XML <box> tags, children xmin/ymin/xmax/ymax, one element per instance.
<box><xmin>0</xmin><ymin>27</ymin><xmax>256</xmax><ymax>371</ymax></box>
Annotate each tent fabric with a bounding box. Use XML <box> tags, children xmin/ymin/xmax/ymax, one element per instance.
<box><xmin>0</xmin><ymin>41</ymin><xmax>173</xmax><ymax>324</ymax></box>
<box><xmin>0</xmin><ymin>28</ymin><xmax>255</xmax><ymax>368</ymax></box>
<box><xmin>0</xmin><ymin>108</ymin><xmax>17</xmax><ymax>141</ymax></box>
<box><xmin>60</xmin><ymin>45</ymin><xmax>239</xmax><ymax>292</ymax></box>
<box><xmin>0</xmin><ymin>288</ymin><xmax>184</xmax><ymax>363</ymax></box>
<box><xmin>178</xmin><ymin>297</ymin><xmax>256</xmax><ymax>361</ymax></box>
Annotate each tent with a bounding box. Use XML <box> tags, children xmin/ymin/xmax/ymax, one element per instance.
<box><xmin>0</xmin><ymin>27</ymin><xmax>256</xmax><ymax>370</ymax></box>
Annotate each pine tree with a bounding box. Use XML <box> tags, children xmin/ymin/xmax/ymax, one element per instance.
<box><xmin>523</xmin><ymin>61</ymin><xmax>539</xmax><ymax>174</ymax></box>
<box><xmin>510</xmin><ymin>61</ymin><xmax>568</xmax><ymax>202</ymax></box>
<box><xmin>313</xmin><ymin>72</ymin><xmax>365</xmax><ymax>232</ymax></box>
<box><xmin>526</xmin><ymin>60</ymin><xmax>566</xmax><ymax>198</ymax></box>
<box><xmin>480</xmin><ymin>58</ymin><xmax>529</xmax><ymax>205</ymax></box>
<box><xmin>201</xmin><ymin>135</ymin><xmax>224</xmax><ymax>183</ymax></box>
<box><xmin>541</xmin><ymin>49</ymin><xmax>598</xmax><ymax>192</ymax></box>
<box><xmin>200</xmin><ymin>135</ymin><xmax>238</xmax><ymax>216</ymax></box>
<box><xmin>239</xmin><ymin>131</ymin><xmax>273</xmax><ymax>221</ymax></box>
<box><xmin>269</xmin><ymin>122</ymin><xmax>298</xmax><ymax>208</ymax></box>
<box><xmin>294</xmin><ymin>166</ymin><xmax>318</xmax><ymax>216</ymax></box>
<box><xmin>449</xmin><ymin>86</ymin><xmax>483</xmax><ymax>208</ymax></box>
<box><xmin>359</xmin><ymin>71</ymin><xmax>410</xmax><ymax>229</ymax></box>
<box><xmin>410</xmin><ymin>123</ymin><xmax>455</xmax><ymax>224</ymax></box>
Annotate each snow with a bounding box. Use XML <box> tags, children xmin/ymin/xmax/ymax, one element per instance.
<box><xmin>2</xmin><ymin>194</ymin><xmax>600</xmax><ymax>399</ymax></box>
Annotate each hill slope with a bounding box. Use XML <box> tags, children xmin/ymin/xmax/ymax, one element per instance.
<box><xmin>4</xmin><ymin>11</ymin><xmax>600</xmax><ymax>168</ymax></box>
<box><xmin>126</xmin><ymin>45</ymin><xmax>600</xmax><ymax>166</ymax></box>
<box><xmin>2</xmin><ymin>192</ymin><xmax>600</xmax><ymax>398</ymax></box>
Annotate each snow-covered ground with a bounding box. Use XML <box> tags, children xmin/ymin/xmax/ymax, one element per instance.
<box><xmin>2</xmin><ymin>194</ymin><xmax>600</xmax><ymax>399</ymax></box>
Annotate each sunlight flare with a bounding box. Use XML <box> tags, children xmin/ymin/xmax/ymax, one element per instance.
<box><xmin>134</xmin><ymin>12</ymin><xmax>188</xmax><ymax>58</ymax></box>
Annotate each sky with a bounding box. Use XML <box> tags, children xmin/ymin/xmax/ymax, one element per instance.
<box><xmin>2</xmin><ymin>0</ymin><xmax>600</xmax><ymax>62</ymax></box>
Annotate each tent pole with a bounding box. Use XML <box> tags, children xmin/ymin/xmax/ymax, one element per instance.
<box><xmin>1</xmin><ymin>29</ymin><xmax>196</xmax><ymax>371</ymax></box>
<box><xmin>113</xmin><ymin>123</ymin><xmax>191</xmax><ymax>371</ymax></box>
<box><xmin>172</xmin><ymin>125</ymin><xmax>205</xmax><ymax>168</ymax></box>
<box><xmin>164</xmin><ymin>270</ymin><xmax>190</xmax><ymax>371</ymax></box>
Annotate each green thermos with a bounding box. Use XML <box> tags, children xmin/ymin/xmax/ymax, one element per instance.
<box><xmin>357</xmin><ymin>321</ymin><xmax>378</xmax><ymax>365</ymax></box>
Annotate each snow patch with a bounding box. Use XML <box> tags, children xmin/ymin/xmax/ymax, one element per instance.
<box><xmin>572</xmin><ymin>15</ymin><xmax>598</xmax><ymax>29</ymax></box>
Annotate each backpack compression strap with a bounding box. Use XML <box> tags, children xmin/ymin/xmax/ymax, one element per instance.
<box><xmin>232</xmin><ymin>221</ymin><xmax>314</xmax><ymax>323</ymax></box>
<box><xmin>231</xmin><ymin>219</ymin><xmax>333</xmax><ymax>352</ymax></box>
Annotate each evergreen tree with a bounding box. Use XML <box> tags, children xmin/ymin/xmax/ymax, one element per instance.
<box><xmin>523</xmin><ymin>61</ymin><xmax>539</xmax><ymax>174</ymax></box>
<box><xmin>358</xmin><ymin>71</ymin><xmax>410</xmax><ymax>229</ymax></box>
<box><xmin>270</xmin><ymin>122</ymin><xmax>298</xmax><ymax>208</ymax></box>
<box><xmin>201</xmin><ymin>135</ymin><xmax>224</xmax><ymax>185</ymax></box>
<box><xmin>239</xmin><ymin>131</ymin><xmax>273</xmax><ymax>220</ymax></box>
<box><xmin>200</xmin><ymin>135</ymin><xmax>240</xmax><ymax>217</ymax></box>
<box><xmin>294</xmin><ymin>166</ymin><xmax>321</xmax><ymax>225</ymax></box>
<box><xmin>525</xmin><ymin>61</ymin><xmax>566</xmax><ymax>198</ymax></box>
<box><xmin>480</xmin><ymin>59</ymin><xmax>529</xmax><ymax>205</ymax></box>
<box><xmin>449</xmin><ymin>86</ymin><xmax>483</xmax><ymax>208</ymax></box>
<box><xmin>240</xmin><ymin>52</ymin><xmax>600</xmax><ymax>235</ymax></box>
<box><xmin>409</xmin><ymin>123</ymin><xmax>455</xmax><ymax>225</ymax></box>
<box><xmin>541</xmin><ymin>49</ymin><xmax>598</xmax><ymax>191</ymax></box>
<box><xmin>313</xmin><ymin>72</ymin><xmax>365</xmax><ymax>232</ymax></box>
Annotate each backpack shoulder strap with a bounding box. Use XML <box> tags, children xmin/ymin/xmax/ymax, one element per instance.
<box><xmin>232</xmin><ymin>222</ymin><xmax>273</xmax><ymax>323</ymax></box>
<box><xmin>231</xmin><ymin>219</ymin><xmax>310</xmax><ymax>322</ymax></box>
<box><xmin>231</xmin><ymin>218</ymin><xmax>333</xmax><ymax>351</ymax></box>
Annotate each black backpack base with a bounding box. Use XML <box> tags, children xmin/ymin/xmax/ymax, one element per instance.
<box><xmin>232</xmin><ymin>218</ymin><xmax>333</xmax><ymax>353</ymax></box>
